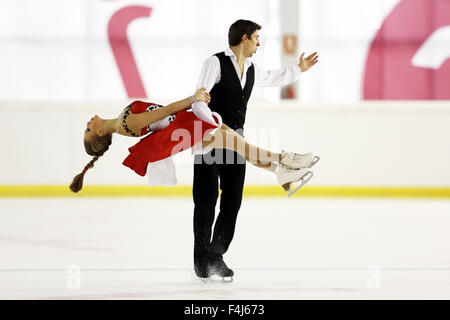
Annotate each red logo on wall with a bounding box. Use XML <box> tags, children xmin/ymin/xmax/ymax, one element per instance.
<box><xmin>363</xmin><ymin>0</ymin><xmax>450</xmax><ymax>100</ymax></box>
<box><xmin>283</xmin><ymin>34</ymin><xmax>297</xmax><ymax>55</ymax></box>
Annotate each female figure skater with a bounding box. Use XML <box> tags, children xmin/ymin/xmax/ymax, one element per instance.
<box><xmin>70</xmin><ymin>88</ymin><xmax>318</xmax><ymax>194</ymax></box>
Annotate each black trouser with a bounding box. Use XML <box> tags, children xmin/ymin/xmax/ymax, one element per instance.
<box><xmin>193</xmin><ymin>148</ymin><xmax>246</xmax><ymax>267</ymax></box>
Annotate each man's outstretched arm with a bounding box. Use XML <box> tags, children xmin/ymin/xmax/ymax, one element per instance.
<box><xmin>255</xmin><ymin>51</ymin><xmax>318</xmax><ymax>87</ymax></box>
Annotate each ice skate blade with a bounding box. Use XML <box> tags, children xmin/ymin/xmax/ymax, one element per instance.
<box><xmin>221</xmin><ymin>276</ymin><xmax>233</xmax><ymax>283</ymax></box>
<box><xmin>197</xmin><ymin>277</ymin><xmax>209</xmax><ymax>283</ymax></box>
<box><xmin>308</xmin><ymin>156</ymin><xmax>320</xmax><ymax>168</ymax></box>
<box><xmin>206</xmin><ymin>275</ymin><xmax>233</xmax><ymax>283</ymax></box>
<box><xmin>288</xmin><ymin>171</ymin><xmax>313</xmax><ymax>197</ymax></box>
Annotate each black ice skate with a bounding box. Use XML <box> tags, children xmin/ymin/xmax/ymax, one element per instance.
<box><xmin>194</xmin><ymin>259</ymin><xmax>211</xmax><ymax>282</ymax></box>
<box><xmin>209</xmin><ymin>256</ymin><xmax>234</xmax><ymax>282</ymax></box>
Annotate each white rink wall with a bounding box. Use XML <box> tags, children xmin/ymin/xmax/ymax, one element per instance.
<box><xmin>1</xmin><ymin>101</ymin><xmax>449</xmax><ymax>187</ymax></box>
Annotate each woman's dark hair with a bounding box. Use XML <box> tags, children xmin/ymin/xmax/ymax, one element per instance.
<box><xmin>228</xmin><ymin>19</ymin><xmax>261</xmax><ymax>46</ymax></box>
<box><xmin>70</xmin><ymin>133</ymin><xmax>112</xmax><ymax>193</ymax></box>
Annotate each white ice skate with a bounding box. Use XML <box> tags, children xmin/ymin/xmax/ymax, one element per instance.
<box><xmin>276</xmin><ymin>164</ymin><xmax>313</xmax><ymax>197</ymax></box>
<box><xmin>280</xmin><ymin>150</ymin><xmax>320</xmax><ymax>170</ymax></box>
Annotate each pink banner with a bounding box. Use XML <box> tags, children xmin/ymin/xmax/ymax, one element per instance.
<box><xmin>364</xmin><ymin>0</ymin><xmax>450</xmax><ymax>100</ymax></box>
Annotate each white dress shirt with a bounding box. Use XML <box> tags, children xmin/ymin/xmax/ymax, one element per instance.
<box><xmin>191</xmin><ymin>47</ymin><xmax>301</xmax><ymax>127</ymax></box>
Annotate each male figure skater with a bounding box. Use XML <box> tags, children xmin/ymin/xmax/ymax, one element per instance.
<box><xmin>192</xmin><ymin>19</ymin><xmax>318</xmax><ymax>280</ymax></box>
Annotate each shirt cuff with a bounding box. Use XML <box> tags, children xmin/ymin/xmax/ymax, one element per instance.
<box><xmin>291</xmin><ymin>65</ymin><xmax>302</xmax><ymax>82</ymax></box>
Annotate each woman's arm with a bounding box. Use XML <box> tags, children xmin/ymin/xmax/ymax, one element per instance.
<box><xmin>126</xmin><ymin>88</ymin><xmax>210</xmax><ymax>130</ymax></box>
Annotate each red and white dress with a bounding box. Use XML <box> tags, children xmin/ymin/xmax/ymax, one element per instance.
<box><xmin>121</xmin><ymin>100</ymin><xmax>222</xmax><ymax>186</ymax></box>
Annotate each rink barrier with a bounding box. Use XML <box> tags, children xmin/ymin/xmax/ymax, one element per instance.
<box><xmin>0</xmin><ymin>185</ymin><xmax>449</xmax><ymax>198</ymax></box>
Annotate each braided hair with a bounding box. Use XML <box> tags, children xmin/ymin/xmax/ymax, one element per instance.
<box><xmin>70</xmin><ymin>133</ymin><xmax>112</xmax><ymax>193</ymax></box>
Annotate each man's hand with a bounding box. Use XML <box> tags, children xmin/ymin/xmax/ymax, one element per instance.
<box><xmin>298</xmin><ymin>52</ymin><xmax>318</xmax><ymax>72</ymax></box>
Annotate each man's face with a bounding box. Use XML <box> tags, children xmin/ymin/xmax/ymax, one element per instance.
<box><xmin>244</xmin><ymin>30</ymin><xmax>260</xmax><ymax>58</ymax></box>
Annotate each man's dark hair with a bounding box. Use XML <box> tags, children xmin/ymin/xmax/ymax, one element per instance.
<box><xmin>228</xmin><ymin>19</ymin><xmax>262</xmax><ymax>46</ymax></box>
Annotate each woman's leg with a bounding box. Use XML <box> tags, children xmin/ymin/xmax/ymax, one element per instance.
<box><xmin>201</xmin><ymin>124</ymin><xmax>281</xmax><ymax>172</ymax></box>
<box><xmin>199</xmin><ymin>124</ymin><xmax>316</xmax><ymax>195</ymax></box>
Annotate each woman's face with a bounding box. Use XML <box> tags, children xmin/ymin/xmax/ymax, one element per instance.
<box><xmin>83</xmin><ymin>115</ymin><xmax>101</xmax><ymax>141</ymax></box>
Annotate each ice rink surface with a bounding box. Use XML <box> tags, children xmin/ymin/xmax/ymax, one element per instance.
<box><xmin>1</xmin><ymin>197</ymin><xmax>449</xmax><ymax>300</ymax></box>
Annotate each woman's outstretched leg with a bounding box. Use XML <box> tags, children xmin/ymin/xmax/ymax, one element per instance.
<box><xmin>199</xmin><ymin>124</ymin><xmax>320</xmax><ymax>195</ymax></box>
<box><xmin>201</xmin><ymin>124</ymin><xmax>280</xmax><ymax>172</ymax></box>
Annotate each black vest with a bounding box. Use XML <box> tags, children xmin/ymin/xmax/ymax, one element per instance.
<box><xmin>209</xmin><ymin>52</ymin><xmax>255</xmax><ymax>130</ymax></box>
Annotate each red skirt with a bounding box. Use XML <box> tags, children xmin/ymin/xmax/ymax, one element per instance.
<box><xmin>122</xmin><ymin>110</ymin><xmax>219</xmax><ymax>176</ymax></box>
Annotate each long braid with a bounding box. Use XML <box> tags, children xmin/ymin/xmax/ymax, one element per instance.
<box><xmin>70</xmin><ymin>133</ymin><xmax>112</xmax><ymax>193</ymax></box>
<box><xmin>70</xmin><ymin>154</ymin><xmax>103</xmax><ymax>193</ymax></box>
<box><xmin>83</xmin><ymin>155</ymin><xmax>100</xmax><ymax>173</ymax></box>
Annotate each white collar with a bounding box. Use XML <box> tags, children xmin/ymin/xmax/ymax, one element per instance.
<box><xmin>225</xmin><ymin>47</ymin><xmax>252</xmax><ymax>68</ymax></box>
